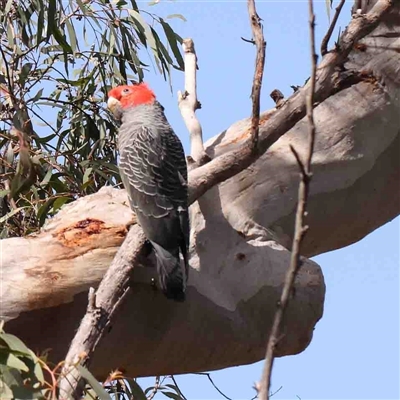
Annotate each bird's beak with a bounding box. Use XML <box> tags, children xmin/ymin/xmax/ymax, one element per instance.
<box><xmin>107</xmin><ymin>97</ymin><xmax>120</xmax><ymax>114</ymax></box>
<box><xmin>107</xmin><ymin>96</ymin><xmax>122</xmax><ymax>121</ymax></box>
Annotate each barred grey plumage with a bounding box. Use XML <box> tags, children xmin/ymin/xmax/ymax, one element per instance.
<box><xmin>108</xmin><ymin>85</ymin><xmax>189</xmax><ymax>301</ymax></box>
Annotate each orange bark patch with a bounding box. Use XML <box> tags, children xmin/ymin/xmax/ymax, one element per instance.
<box><xmin>359</xmin><ymin>70</ymin><xmax>378</xmax><ymax>85</ymax></box>
<box><xmin>354</xmin><ymin>42</ymin><xmax>367</xmax><ymax>52</ymax></box>
<box><xmin>55</xmin><ymin>218</ymin><xmax>124</xmax><ymax>247</ymax></box>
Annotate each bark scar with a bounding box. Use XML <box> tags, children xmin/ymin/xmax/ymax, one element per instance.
<box><xmin>55</xmin><ymin>218</ymin><xmax>126</xmax><ymax>247</ymax></box>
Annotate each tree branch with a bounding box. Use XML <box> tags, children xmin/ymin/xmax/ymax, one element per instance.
<box><xmin>321</xmin><ymin>0</ymin><xmax>346</xmax><ymax>56</ymax></box>
<box><xmin>58</xmin><ymin>225</ymin><xmax>147</xmax><ymax>399</ymax></box>
<box><xmin>258</xmin><ymin>0</ymin><xmax>318</xmax><ymax>398</ymax></box>
<box><xmin>57</xmin><ymin>1</ymin><xmax>394</xmax><ymax>397</ymax></box>
<box><xmin>178</xmin><ymin>38</ymin><xmax>209</xmax><ymax>166</ymax></box>
<box><xmin>247</xmin><ymin>0</ymin><xmax>266</xmax><ymax>154</ymax></box>
<box><xmin>187</xmin><ymin>0</ymin><xmax>392</xmax><ymax>204</ymax></box>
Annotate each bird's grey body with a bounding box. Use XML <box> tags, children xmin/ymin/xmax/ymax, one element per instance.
<box><xmin>117</xmin><ymin>101</ymin><xmax>189</xmax><ymax>300</ymax></box>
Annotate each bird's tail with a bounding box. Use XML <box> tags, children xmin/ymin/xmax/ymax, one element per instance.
<box><xmin>151</xmin><ymin>241</ymin><xmax>187</xmax><ymax>301</ymax></box>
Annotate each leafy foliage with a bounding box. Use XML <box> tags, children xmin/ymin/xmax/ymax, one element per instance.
<box><xmin>0</xmin><ymin>322</ymin><xmax>49</xmax><ymax>399</ymax></box>
<box><xmin>0</xmin><ymin>323</ymin><xmax>188</xmax><ymax>399</ymax></box>
<box><xmin>0</xmin><ymin>0</ymin><xmax>184</xmax><ymax>237</ymax></box>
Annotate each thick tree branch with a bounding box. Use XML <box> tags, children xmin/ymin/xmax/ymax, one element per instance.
<box><xmin>57</xmin><ymin>1</ymin><xmax>394</xmax><ymax>397</ymax></box>
<box><xmin>188</xmin><ymin>0</ymin><xmax>392</xmax><ymax>204</ymax></box>
<box><xmin>258</xmin><ymin>0</ymin><xmax>318</xmax><ymax>398</ymax></box>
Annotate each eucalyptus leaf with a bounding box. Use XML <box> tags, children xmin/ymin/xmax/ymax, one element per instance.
<box><xmin>0</xmin><ymin>332</ymin><xmax>32</xmax><ymax>357</ymax></box>
<box><xmin>166</xmin><ymin>14</ymin><xmax>187</xmax><ymax>22</ymax></box>
<box><xmin>124</xmin><ymin>379</ymin><xmax>147</xmax><ymax>400</ymax></box>
<box><xmin>77</xmin><ymin>365</ymin><xmax>111</xmax><ymax>400</ymax></box>
<box><xmin>0</xmin><ymin>351</ymin><xmax>29</xmax><ymax>372</ymax></box>
<box><xmin>0</xmin><ymin>0</ymin><xmax>184</xmax><ymax>237</ymax></box>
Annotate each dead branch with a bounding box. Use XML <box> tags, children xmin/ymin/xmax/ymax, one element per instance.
<box><xmin>321</xmin><ymin>0</ymin><xmax>346</xmax><ymax>56</ymax></box>
<box><xmin>247</xmin><ymin>0</ymin><xmax>266</xmax><ymax>153</ymax></box>
<box><xmin>178</xmin><ymin>38</ymin><xmax>209</xmax><ymax>166</ymax></box>
<box><xmin>258</xmin><ymin>0</ymin><xmax>318</xmax><ymax>398</ymax></box>
<box><xmin>58</xmin><ymin>225</ymin><xmax>147</xmax><ymax>399</ymax></box>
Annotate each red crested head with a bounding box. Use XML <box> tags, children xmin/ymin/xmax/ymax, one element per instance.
<box><xmin>107</xmin><ymin>83</ymin><xmax>156</xmax><ymax>116</ymax></box>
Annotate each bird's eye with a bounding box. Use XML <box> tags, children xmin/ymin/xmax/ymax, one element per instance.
<box><xmin>122</xmin><ymin>88</ymin><xmax>130</xmax><ymax>94</ymax></box>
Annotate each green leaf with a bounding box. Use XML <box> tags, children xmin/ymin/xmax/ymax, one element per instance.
<box><xmin>77</xmin><ymin>365</ymin><xmax>111</xmax><ymax>400</ymax></box>
<box><xmin>28</xmin><ymin>350</ymin><xmax>45</xmax><ymax>383</ymax></box>
<box><xmin>37</xmin><ymin>5</ymin><xmax>45</xmax><ymax>45</ymax></box>
<box><xmin>40</xmin><ymin>44</ymin><xmax>64</xmax><ymax>54</ymax></box>
<box><xmin>6</xmin><ymin>23</ymin><xmax>14</xmax><ymax>48</ymax></box>
<box><xmin>0</xmin><ymin>207</ymin><xmax>26</xmax><ymax>224</ymax></box>
<box><xmin>0</xmin><ymin>332</ymin><xmax>32</xmax><ymax>357</ymax></box>
<box><xmin>165</xmin><ymin>384</ymin><xmax>180</xmax><ymax>391</ymax></box>
<box><xmin>46</xmin><ymin>0</ymin><xmax>57</xmax><ymax>39</ymax></box>
<box><xmin>52</xmin><ymin>27</ymin><xmax>73</xmax><ymax>54</ymax></box>
<box><xmin>108</xmin><ymin>27</ymin><xmax>116</xmax><ymax>55</ymax></box>
<box><xmin>37</xmin><ymin>198</ymin><xmax>56</xmax><ymax>226</ymax></box>
<box><xmin>39</xmin><ymin>168</ymin><xmax>53</xmax><ymax>187</ymax></box>
<box><xmin>128</xmin><ymin>9</ymin><xmax>157</xmax><ymax>50</ymax></box>
<box><xmin>52</xmin><ymin>196</ymin><xmax>71</xmax><ymax>213</ymax></box>
<box><xmin>83</xmin><ymin>167</ymin><xmax>92</xmax><ymax>184</ymax></box>
<box><xmin>29</xmin><ymin>88</ymin><xmax>44</xmax><ymax>103</ymax></box>
<box><xmin>161</xmin><ymin>391</ymin><xmax>183</xmax><ymax>400</ymax></box>
<box><xmin>0</xmin><ymin>190</ymin><xmax>10</xmax><ymax>198</ymax></box>
<box><xmin>0</xmin><ymin>375</ymin><xmax>13</xmax><ymax>399</ymax></box>
<box><xmin>0</xmin><ymin>350</ymin><xmax>29</xmax><ymax>372</ymax></box>
<box><xmin>37</xmin><ymin>101</ymin><xmax>66</xmax><ymax>109</ymax></box>
<box><xmin>160</xmin><ymin>19</ymin><xmax>184</xmax><ymax>70</ymax></box>
<box><xmin>5</xmin><ymin>142</ymin><xmax>14</xmax><ymax>166</ymax></box>
<box><xmin>166</xmin><ymin>14</ymin><xmax>187</xmax><ymax>22</ymax></box>
<box><xmin>19</xmin><ymin>63</ymin><xmax>33</xmax><ymax>86</ymax></box>
<box><xmin>124</xmin><ymin>379</ymin><xmax>147</xmax><ymax>400</ymax></box>
<box><xmin>128</xmin><ymin>0</ymin><xmax>139</xmax><ymax>11</ymax></box>
<box><xmin>57</xmin><ymin>77</ymin><xmax>91</xmax><ymax>87</ymax></box>
<box><xmin>65</xmin><ymin>19</ymin><xmax>78</xmax><ymax>53</ymax></box>
<box><xmin>4</xmin><ymin>0</ymin><xmax>14</xmax><ymax>14</ymax></box>
<box><xmin>34</xmin><ymin>132</ymin><xmax>56</xmax><ymax>144</ymax></box>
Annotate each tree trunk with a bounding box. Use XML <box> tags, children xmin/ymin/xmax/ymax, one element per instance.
<box><xmin>2</xmin><ymin>0</ymin><xmax>399</xmax><ymax>379</ymax></box>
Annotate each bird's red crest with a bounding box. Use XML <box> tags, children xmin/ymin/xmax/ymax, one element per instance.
<box><xmin>108</xmin><ymin>83</ymin><xmax>156</xmax><ymax>108</ymax></box>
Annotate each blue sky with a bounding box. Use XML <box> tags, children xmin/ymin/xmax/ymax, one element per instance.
<box><xmin>136</xmin><ymin>1</ymin><xmax>399</xmax><ymax>399</ymax></box>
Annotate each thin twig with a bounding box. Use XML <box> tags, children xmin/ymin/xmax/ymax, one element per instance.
<box><xmin>195</xmin><ymin>373</ymin><xmax>233</xmax><ymax>400</ymax></box>
<box><xmin>247</xmin><ymin>0</ymin><xmax>266</xmax><ymax>154</ymax></box>
<box><xmin>147</xmin><ymin>376</ymin><xmax>161</xmax><ymax>400</ymax></box>
<box><xmin>170</xmin><ymin>375</ymin><xmax>187</xmax><ymax>400</ymax></box>
<box><xmin>257</xmin><ymin>1</ymin><xmax>318</xmax><ymax>399</ymax></box>
<box><xmin>0</xmin><ymin>46</ymin><xmax>14</xmax><ymax>104</ymax></box>
<box><xmin>321</xmin><ymin>0</ymin><xmax>346</xmax><ymax>56</ymax></box>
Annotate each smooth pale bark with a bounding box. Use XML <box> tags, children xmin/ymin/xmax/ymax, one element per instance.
<box><xmin>2</xmin><ymin>0</ymin><xmax>399</xmax><ymax>379</ymax></box>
